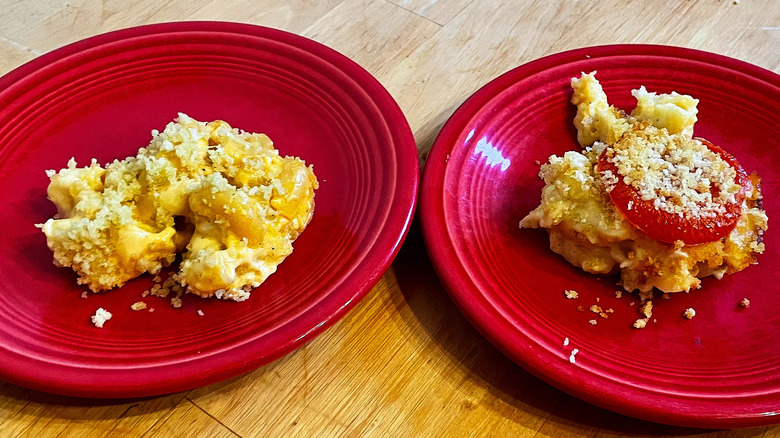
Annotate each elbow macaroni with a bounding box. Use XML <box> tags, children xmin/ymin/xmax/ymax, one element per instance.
<box><xmin>41</xmin><ymin>114</ymin><xmax>318</xmax><ymax>301</ymax></box>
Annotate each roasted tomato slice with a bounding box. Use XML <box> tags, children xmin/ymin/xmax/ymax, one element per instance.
<box><xmin>597</xmin><ymin>138</ymin><xmax>751</xmax><ymax>245</ymax></box>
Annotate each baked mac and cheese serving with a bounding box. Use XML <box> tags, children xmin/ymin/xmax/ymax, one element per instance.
<box><xmin>41</xmin><ymin>114</ymin><xmax>318</xmax><ymax>302</ymax></box>
<box><xmin>520</xmin><ymin>73</ymin><xmax>767</xmax><ymax>295</ymax></box>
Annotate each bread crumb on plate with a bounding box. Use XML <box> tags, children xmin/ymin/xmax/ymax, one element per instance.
<box><xmin>91</xmin><ymin>308</ymin><xmax>112</xmax><ymax>328</ymax></box>
<box><xmin>569</xmin><ymin>348</ymin><xmax>579</xmax><ymax>364</ymax></box>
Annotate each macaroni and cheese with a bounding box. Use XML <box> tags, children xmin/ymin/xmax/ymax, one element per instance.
<box><xmin>520</xmin><ymin>73</ymin><xmax>767</xmax><ymax>295</ymax></box>
<box><xmin>41</xmin><ymin>114</ymin><xmax>318</xmax><ymax>301</ymax></box>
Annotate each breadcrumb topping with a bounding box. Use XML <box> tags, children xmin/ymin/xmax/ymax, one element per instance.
<box><xmin>739</xmin><ymin>298</ymin><xmax>751</xmax><ymax>308</ymax></box>
<box><xmin>683</xmin><ymin>308</ymin><xmax>696</xmax><ymax>319</ymax></box>
<box><xmin>601</xmin><ymin>124</ymin><xmax>740</xmax><ymax>220</ymax></box>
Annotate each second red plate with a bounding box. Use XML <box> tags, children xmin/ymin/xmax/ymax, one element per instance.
<box><xmin>421</xmin><ymin>45</ymin><xmax>780</xmax><ymax>428</ymax></box>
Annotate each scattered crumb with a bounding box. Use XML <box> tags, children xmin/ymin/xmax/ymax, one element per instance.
<box><xmin>563</xmin><ymin>337</ymin><xmax>569</xmax><ymax>346</ymax></box>
<box><xmin>599</xmin><ymin>312</ymin><xmax>609</xmax><ymax>319</ymax></box>
<box><xmin>589</xmin><ymin>304</ymin><xmax>603</xmax><ymax>314</ymax></box>
<box><xmin>91</xmin><ymin>308</ymin><xmax>112</xmax><ymax>328</ymax></box>
<box><xmin>534</xmin><ymin>159</ymin><xmax>542</xmax><ymax>166</ymax></box>
<box><xmin>131</xmin><ymin>301</ymin><xmax>148</xmax><ymax>311</ymax></box>
<box><xmin>564</xmin><ymin>290</ymin><xmax>579</xmax><ymax>299</ymax></box>
<box><xmin>633</xmin><ymin>318</ymin><xmax>648</xmax><ymax>329</ymax></box>
<box><xmin>576</xmin><ymin>305</ymin><xmax>586</xmax><ymax>312</ymax></box>
<box><xmin>589</xmin><ymin>319</ymin><xmax>598</xmax><ymax>325</ymax></box>
<box><xmin>595</xmin><ymin>297</ymin><xmax>600</xmax><ymax>303</ymax></box>
<box><xmin>81</xmin><ymin>291</ymin><xmax>88</xmax><ymax>299</ymax></box>
<box><xmin>683</xmin><ymin>308</ymin><xmax>696</xmax><ymax>319</ymax></box>
<box><xmin>629</xmin><ymin>301</ymin><xmax>636</xmax><ymax>306</ymax></box>
<box><xmin>153</xmin><ymin>275</ymin><xmax>162</xmax><ymax>282</ymax></box>
<box><xmin>569</xmin><ymin>348</ymin><xmax>579</xmax><ymax>364</ymax></box>
<box><xmin>739</xmin><ymin>298</ymin><xmax>750</xmax><ymax>308</ymax></box>
<box><xmin>148</xmin><ymin>307</ymin><xmax>156</xmax><ymax>313</ymax></box>
<box><xmin>141</xmin><ymin>290</ymin><xmax>150</xmax><ymax>298</ymax></box>
<box><xmin>661</xmin><ymin>293</ymin><xmax>670</xmax><ymax>300</ymax></box>
<box><xmin>639</xmin><ymin>300</ymin><xmax>653</xmax><ymax>318</ymax></box>
<box><xmin>614</xmin><ymin>290</ymin><xmax>623</xmax><ymax>299</ymax></box>
<box><xmin>197</xmin><ymin>309</ymin><xmax>204</xmax><ymax>316</ymax></box>
<box><xmin>170</xmin><ymin>297</ymin><xmax>182</xmax><ymax>308</ymax></box>
<box><xmin>653</xmin><ymin>318</ymin><xmax>657</xmax><ymax>323</ymax></box>
<box><xmin>605</xmin><ymin>308</ymin><xmax>614</xmax><ymax>314</ymax></box>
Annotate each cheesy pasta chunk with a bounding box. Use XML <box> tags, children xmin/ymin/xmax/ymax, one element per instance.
<box><xmin>521</xmin><ymin>73</ymin><xmax>767</xmax><ymax>295</ymax></box>
<box><xmin>41</xmin><ymin>114</ymin><xmax>318</xmax><ymax>301</ymax></box>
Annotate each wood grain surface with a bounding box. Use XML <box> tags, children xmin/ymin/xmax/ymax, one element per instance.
<box><xmin>1</xmin><ymin>1</ymin><xmax>779</xmax><ymax>437</ymax></box>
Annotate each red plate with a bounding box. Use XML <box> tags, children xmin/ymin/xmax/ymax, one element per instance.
<box><xmin>0</xmin><ymin>22</ymin><xmax>417</xmax><ymax>397</ymax></box>
<box><xmin>421</xmin><ymin>45</ymin><xmax>780</xmax><ymax>428</ymax></box>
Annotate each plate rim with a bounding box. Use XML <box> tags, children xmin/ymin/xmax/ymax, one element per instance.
<box><xmin>0</xmin><ymin>21</ymin><xmax>418</xmax><ymax>398</ymax></box>
<box><xmin>420</xmin><ymin>43</ymin><xmax>780</xmax><ymax>428</ymax></box>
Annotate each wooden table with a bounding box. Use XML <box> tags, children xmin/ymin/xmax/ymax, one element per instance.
<box><xmin>1</xmin><ymin>1</ymin><xmax>778</xmax><ymax>437</ymax></box>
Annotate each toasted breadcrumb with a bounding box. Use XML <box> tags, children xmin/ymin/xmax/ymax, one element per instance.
<box><xmin>661</xmin><ymin>293</ymin><xmax>670</xmax><ymax>300</ymax></box>
<box><xmin>148</xmin><ymin>307</ymin><xmax>155</xmax><ymax>313</ymax></box>
<box><xmin>589</xmin><ymin>304</ymin><xmax>603</xmax><ymax>314</ymax></box>
<box><xmin>91</xmin><ymin>308</ymin><xmax>112</xmax><ymax>328</ymax></box>
<box><xmin>739</xmin><ymin>298</ymin><xmax>750</xmax><ymax>308</ymax></box>
<box><xmin>588</xmin><ymin>319</ymin><xmax>598</xmax><ymax>325</ymax></box>
<box><xmin>599</xmin><ymin>312</ymin><xmax>609</xmax><ymax>319</ymax></box>
<box><xmin>131</xmin><ymin>301</ymin><xmax>148</xmax><ymax>311</ymax></box>
<box><xmin>197</xmin><ymin>309</ymin><xmax>204</xmax><ymax>316</ymax></box>
<box><xmin>683</xmin><ymin>308</ymin><xmax>696</xmax><ymax>319</ymax></box>
<box><xmin>170</xmin><ymin>297</ymin><xmax>182</xmax><ymax>308</ymax></box>
<box><xmin>639</xmin><ymin>300</ymin><xmax>653</xmax><ymax>318</ymax></box>
<box><xmin>605</xmin><ymin>308</ymin><xmax>614</xmax><ymax>314</ymax></box>
<box><xmin>569</xmin><ymin>348</ymin><xmax>579</xmax><ymax>364</ymax></box>
<box><xmin>576</xmin><ymin>305</ymin><xmax>586</xmax><ymax>312</ymax></box>
<box><xmin>633</xmin><ymin>318</ymin><xmax>648</xmax><ymax>329</ymax></box>
<box><xmin>563</xmin><ymin>337</ymin><xmax>570</xmax><ymax>346</ymax></box>
<box><xmin>81</xmin><ymin>291</ymin><xmax>88</xmax><ymax>299</ymax></box>
<box><xmin>564</xmin><ymin>290</ymin><xmax>579</xmax><ymax>299</ymax></box>
<box><xmin>615</xmin><ymin>290</ymin><xmax>622</xmax><ymax>299</ymax></box>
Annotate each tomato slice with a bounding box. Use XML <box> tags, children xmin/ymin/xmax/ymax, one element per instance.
<box><xmin>597</xmin><ymin>138</ymin><xmax>751</xmax><ymax>245</ymax></box>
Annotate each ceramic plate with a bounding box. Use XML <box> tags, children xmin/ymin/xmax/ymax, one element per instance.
<box><xmin>0</xmin><ymin>22</ymin><xmax>417</xmax><ymax>398</ymax></box>
<box><xmin>421</xmin><ymin>45</ymin><xmax>779</xmax><ymax>428</ymax></box>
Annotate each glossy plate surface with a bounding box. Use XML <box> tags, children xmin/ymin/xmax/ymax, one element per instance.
<box><xmin>0</xmin><ymin>22</ymin><xmax>417</xmax><ymax>398</ymax></box>
<box><xmin>421</xmin><ymin>45</ymin><xmax>780</xmax><ymax>428</ymax></box>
